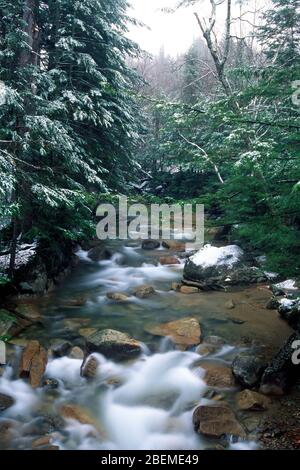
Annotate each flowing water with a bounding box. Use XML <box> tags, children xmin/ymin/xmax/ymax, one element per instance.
<box><xmin>0</xmin><ymin>240</ymin><xmax>293</xmax><ymax>450</ymax></box>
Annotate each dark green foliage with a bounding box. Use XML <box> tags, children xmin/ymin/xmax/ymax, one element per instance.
<box><xmin>136</xmin><ymin>0</ymin><xmax>300</xmax><ymax>277</ymax></box>
<box><xmin>0</xmin><ymin>0</ymin><xmax>142</xmax><ymax>275</ymax></box>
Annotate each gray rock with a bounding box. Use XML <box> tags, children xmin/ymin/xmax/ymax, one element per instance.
<box><xmin>278</xmin><ymin>298</ymin><xmax>300</xmax><ymax>330</ymax></box>
<box><xmin>183</xmin><ymin>245</ymin><xmax>265</xmax><ymax>290</ymax></box>
<box><xmin>266</xmin><ymin>297</ymin><xmax>280</xmax><ymax>310</ymax></box>
<box><xmin>87</xmin><ymin>244</ymin><xmax>112</xmax><ymax>262</ymax></box>
<box><xmin>50</xmin><ymin>339</ymin><xmax>72</xmax><ymax>358</ymax></box>
<box><xmin>86</xmin><ymin>329</ymin><xmax>142</xmax><ymax>361</ymax></box>
<box><xmin>260</xmin><ymin>332</ymin><xmax>300</xmax><ymax>395</ymax></box>
<box><xmin>232</xmin><ymin>353</ymin><xmax>267</xmax><ymax>388</ymax></box>
<box><xmin>0</xmin><ymin>393</ymin><xmax>15</xmax><ymax>412</ymax></box>
<box><xmin>133</xmin><ymin>285</ymin><xmax>155</xmax><ymax>299</ymax></box>
<box><xmin>142</xmin><ymin>240</ymin><xmax>160</xmax><ymax>250</ymax></box>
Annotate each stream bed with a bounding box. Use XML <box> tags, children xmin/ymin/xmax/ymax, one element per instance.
<box><xmin>0</xmin><ymin>240</ymin><xmax>294</xmax><ymax>450</ymax></box>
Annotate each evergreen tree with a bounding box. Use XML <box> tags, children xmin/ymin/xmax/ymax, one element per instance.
<box><xmin>0</xmin><ymin>0</ymin><xmax>141</xmax><ymax>275</ymax></box>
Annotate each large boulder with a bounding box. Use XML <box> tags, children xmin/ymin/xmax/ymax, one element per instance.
<box><xmin>183</xmin><ymin>244</ymin><xmax>266</xmax><ymax>289</ymax></box>
<box><xmin>232</xmin><ymin>352</ymin><xmax>267</xmax><ymax>389</ymax></box>
<box><xmin>193</xmin><ymin>404</ymin><xmax>246</xmax><ymax>439</ymax></box>
<box><xmin>260</xmin><ymin>332</ymin><xmax>300</xmax><ymax>395</ymax></box>
<box><xmin>19</xmin><ymin>340</ymin><xmax>48</xmax><ymax>388</ymax></box>
<box><xmin>86</xmin><ymin>329</ymin><xmax>142</xmax><ymax>361</ymax></box>
<box><xmin>145</xmin><ymin>317</ymin><xmax>201</xmax><ymax>350</ymax></box>
<box><xmin>87</xmin><ymin>244</ymin><xmax>112</xmax><ymax>262</ymax></box>
<box><xmin>278</xmin><ymin>298</ymin><xmax>300</xmax><ymax>330</ymax></box>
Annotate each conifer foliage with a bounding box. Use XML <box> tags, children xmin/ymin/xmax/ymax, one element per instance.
<box><xmin>0</xmin><ymin>0</ymin><xmax>140</xmax><ymax>273</ymax></box>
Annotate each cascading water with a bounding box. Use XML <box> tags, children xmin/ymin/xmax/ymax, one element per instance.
<box><xmin>0</xmin><ymin>241</ymin><xmax>271</xmax><ymax>450</ymax></box>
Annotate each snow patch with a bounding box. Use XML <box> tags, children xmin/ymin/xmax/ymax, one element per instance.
<box><xmin>275</xmin><ymin>279</ymin><xmax>298</xmax><ymax>290</ymax></box>
<box><xmin>190</xmin><ymin>244</ymin><xmax>243</xmax><ymax>268</ymax></box>
<box><xmin>279</xmin><ymin>298</ymin><xmax>296</xmax><ymax>309</ymax></box>
<box><xmin>264</xmin><ymin>271</ymin><xmax>279</xmax><ymax>280</ymax></box>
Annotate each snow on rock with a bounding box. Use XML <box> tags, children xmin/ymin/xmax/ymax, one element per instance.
<box><xmin>278</xmin><ymin>297</ymin><xmax>300</xmax><ymax>330</ymax></box>
<box><xmin>279</xmin><ymin>298</ymin><xmax>297</xmax><ymax>309</ymax></box>
<box><xmin>264</xmin><ymin>271</ymin><xmax>279</xmax><ymax>280</ymax></box>
<box><xmin>275</xmin><ymin>280</ymin><xmax>298</xmax><ymax>291</ymax></box>
<box><xmin>189</xmin><ymin>244</ymin><xmax>244</xmax><ymax>268</ymax></box>
<box><xmin>183</xmin><ymin>244</ymin><xmax>266</xmax><ymax>289</ymax></box>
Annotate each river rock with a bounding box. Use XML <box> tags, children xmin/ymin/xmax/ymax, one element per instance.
<box><xmin>86</xmin><ymin>329</ymin><xmax>142</xmax><ymax>360</ymax></box>
<box><xmin>19</xmin><ymin>340</ymin><xmax>48</xmax><ymax>388</ymax></box>
<box><xmin>0</xmin><ymin>419</ymin><xmax>16</xmax><ymax>445</ymax></box>
<box><xmin>31</xmin><ymin>436</ymin><xmax>52</xmax><ymax>449</ymax></box>
<box><xmin>196</xmin><ymin>344</ymin><xmax>217</xmax><ymax>356</ymax></box>
<box><xmin>23</xmin><ymin>414</ymin><xmax>64</xmax><ymax>435</ymax></box>
<box><xmin>193</xmin><ymin>404</ymin><xmax>246</xmax><ymax>439</ymax></box>
<box><xmin>79</xmin><ymin>328</ymin><xmax>97</xmax><ymax>338</ymax></box>
<box><xmin>50</xmin><ymin>339</ymin><xmax>72</xmax><ymax>358</ymax></box>
<box><xmin>59</xmin><ymin>404</ymin><xmax>105</xmax><ymax>437</ymax></box>
<box><xmin>159</xmin><ymin>256</ymin><xmax>180</xmax><ymax>265</ymax></box>
<box><xmin>260</xmin><ymin>332</ymin><xmax>300</xmax><ymax>395</ymax></box>
<box><xmin>277</xmin><ymin>298</ymin><xmax>300</xmax><ymax>330</ymax></box>
<box><xmin>42</xmin><ymin>378</ymin><xmax>59</xmax><ymax>390</ymax></box>
<box><xmin>171</xmin><ymin>282</ymin><xmax>181</xmax><ymax>291</ymax></box>
<box><xmin>142</xmin><ymin>240</ymin><xmax>160</xmax><ymax>250</ymax></box>
<box><xmin>106</xmin><ymin>292</ymin><xmax>129</xmax><ymax>302</ymax></box>
<box><xmin>69</xmin><ymin>346</ymin><xmax>84</xmax><ymax>360</ymax></box>
<box><xmin>133</xmin><ymin>285</ymin><xmax>155</xmax><ymax>299</ymax></box>
<box><xmin>0</xmin><ymin>393</ymin><xmax>15</xmax><ymax>412</ymax></box>
<box><xmin>180</xmin><ymin>286</ymin><xmax>199</xmax><ymax>294</ymax></box>
<box><xmin>237</xmin><ymin>390</ymin><xmax>271</xmax><ymax>411</ymax></box>
<box><xmin>81</xmin><ymin>355</ymin><xmax>100</xmax><ymax>379</ymax></box>
<box><xmin>205</xmin><ymin>336</ymin><xmax>225</xmax><ymax>346</ymax></box>
<box><xmin>60</xmin><ymin>404</ymin><xmax>97</xmax><ymax>427</ymax></box>
<box><xmin>87</xmin><ymin>244</ymin><xmax>112</xmax><ymax>262</ymax></box>
<box><xmin>266</xmin><ymin>297</ymin><xmax>280</xmax><ymax>310</ymax></box>
<box><xmin>162</xmin><ymin>240</ymin><xmax>186</xmax><ymax>252</ymax></box>
<box><xmin>232</xmin><ymin>352</ymin><xmax>267</xmax><ymax>389</ymax></box>
<box><xmin>145</xmin><ymin>317</ymin><xmax>201</xmax><ymax>350</ymax></box>
<box><xmin>63</xmin><ymin>318</ymin><xmax>90</xmax><ymax>331</ymax></box>
<box><xmin>225</xmin><ymin>299</ymin><xmax>235</xmax><ymax>309</ymax></box>
<box><xmin>183</xmin><ymin>244</ymin><xmax>265</xmax><ymax>289</ymax></box>
<box><xmin>200</xmin><ymin>363</ymin><xmax>236</xmax><ymax>388</ymax></box>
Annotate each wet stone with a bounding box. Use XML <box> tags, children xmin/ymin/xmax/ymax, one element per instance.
<box><xmin>0</xmin><ymin>393</ymin><xmax>15</xmax><ymax>412</ymax></box>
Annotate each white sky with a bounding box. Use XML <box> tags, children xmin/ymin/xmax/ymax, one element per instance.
<box><xmin>127</xmin><ymin>0</ymin><xmax>204</xmax><ymax>56</ymax></box>
<box><xmin>127</xmin><ymin>0</ymin><xmax>269</xmax><ymax>57</ymax></box>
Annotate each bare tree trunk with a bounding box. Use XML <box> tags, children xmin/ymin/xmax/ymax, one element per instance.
<box><xmin>19</xmin><ymin>0</ymin><xmax>39</xmax><ymax>67</ymax></box>
<box><xmin>194</xmin><ymin>0</ymin><xmax>233</xmax><ymax>98</ymax></box>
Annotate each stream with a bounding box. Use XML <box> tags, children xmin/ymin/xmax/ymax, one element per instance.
<box><xmin>0</xmin><ymin>239</ymin><xmax>293</xmax><ymax>450</ymax></box>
